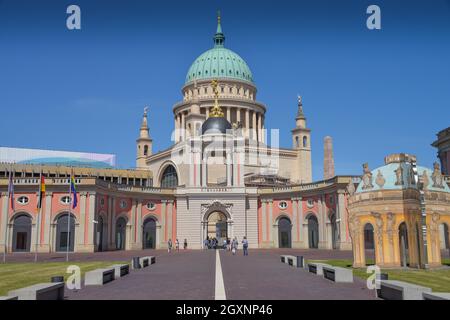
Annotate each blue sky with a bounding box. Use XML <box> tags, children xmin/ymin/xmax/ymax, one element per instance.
<box><xmin>0</xmin><ymin>0</ymin><xmax>449</xmax><ymax>181</ymax></box>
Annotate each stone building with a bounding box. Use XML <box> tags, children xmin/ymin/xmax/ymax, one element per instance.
<box><xmin>348</xmin><ymin>153</ymin><xmax>450</xmax><ymax>268</ymax></box>
<box><xmin>0</xmin><ymin>15</ymin><xmax>448</xmax><ymax>256</ymax></box>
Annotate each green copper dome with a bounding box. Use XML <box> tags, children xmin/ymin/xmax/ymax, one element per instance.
<box><xmin>185</xmin><ymin>14</ymin><xmax>254</xmax><ymax>84</ymax></box>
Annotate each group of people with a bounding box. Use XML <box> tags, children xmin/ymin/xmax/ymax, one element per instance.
<box><xmin>203</xmin><ymin>236</ymin><xmax>249</xmax><ymax>256</ymax></box>
<box><xmin>167</xmin><ymin>238</ymin><xmax>188</xmax><ymax>252</ymax></box>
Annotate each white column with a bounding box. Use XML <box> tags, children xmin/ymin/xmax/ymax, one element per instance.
<box><xmin>337</xmin><ymin>192</ymin><xmax>347</xmax><ymax>247</ymax></box>
<box><xmin>167</xmin><ymin>201</ymin><xmax>173</xmax><ymax>241</ymax></box>
<box><xmin>226</xmin><ymin>107</ymin><xmax>231</xmax><ymax>122</ymax></box>
<box><xmin>268</xmin><ymin>199</ymin><xmax>273</xmax><ymax>245</ymax></box>
<box><xmin>298</xmin><ymin>197</ymin><xmax>303</xmax><ymax>243</ymax></box>
<box><xmin>257</xmin><ymin>113</ymin><xmax>262</xmax><ymax>143</ymax></box>
<box><xmin>237</xmin><ymin>108</ymin><xmax>241</xmax><ymax>124</ymax></box>
<box><xmin>131</xmin><ymin>199</ymin><xmax>136</xmax><ymax>244</ymax></box>
<box><xmin>161</xmin><ymin>200</ymin><xmax>167</xmax><ymax>245</ymax></box>
<box><xmin>206</xmin><ymin>107</ymin><xmax>210</xmax><ymax>118</ymax></box>
<box><xmin>292</xmin><ymin>198</ymin><xmax>298</xmax><ymax>243</ymax></box>
<box><xmin>245</xmin><ymin>109</ymin><xmax>250</xmax><ymax>138</ymax></box>
<box><xmin>1</xmin><ymin>193</ymin><xmax>8</xmax><ymax>251</ymax></box>
<box><xmin>262</xmin><ymin>200</ymin><xmax>267</xmax><ymax>243</ymax></box>
<box><xmin>226</xmin><ymin>152</ymin><xmax>232</xmax><ymax>187</ymax></box>
<box><xmin>78</xmin><ymin>193</ymin><xmax>87</xmax><ymax>246</ymax></box>
<box><xmin>252</xmin><ymin>111</ymin><xmax>257</xmax><ymax>140</ymax></box>
<box><xmin>181</xmin><ymin>112</ymin><xmax>185</xmax><ymax>141</ymax></box>
<box><xmin>111</xmin><ymin>197</ymin><xmax>116</xmax><ymax>249</ymax></box>
<box><xmin>43</xmin><ymin>193</ymin><xmax>52</xmax><ymax>250</ymax></box>
<box><xmin>137</xmin><ymin>200</ymin><xmax>143</xmax><ymax>246</ymax></box>
<box><xmin>202</xmin><ymin>155</ymin><xmax>208</xmax><ymax>187</ymax></box>
<box><xmin>87</xmin><ymin>193</ymin><xmax>96</xmax><ymax>247</ymax></box>
<box><xmin>261</xmin><ymin>115</ymin><xmax>265</xmax><ymax>144</ymax></box>
<box><xmin>175</xmin><ymin>115</ymin><xmax>180</xmax><ymax>143</ymax></box>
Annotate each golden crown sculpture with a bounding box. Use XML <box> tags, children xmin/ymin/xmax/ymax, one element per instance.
<box><xmin>209</xmin><ymin>79</ymin><xmax>224</xmax><ymax>118</ymax></box>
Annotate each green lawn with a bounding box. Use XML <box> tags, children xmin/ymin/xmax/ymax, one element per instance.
<box><xmin>307</xmin><ymin>259</ymin><xmax>450</xmax><ymax>292</ymax></box>
<box><xmin>0</xmin><ymin>261</ymin><xmax>125</xmax><ymax>296</ymax></box>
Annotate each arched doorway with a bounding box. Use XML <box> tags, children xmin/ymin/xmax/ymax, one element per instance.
<box><xmin>160</xmin><ymin>165</ymin><xmax>178</xmax><ymax>188</ymax></box>
<box><xmin>96</xmin><ymin>216</ymin><xmax>104</xmax><ymax>252</ymax></box>
<box><xmin>56</xmin><ymin>213</ymin><xmax>75</xmax><ymax>252</ymax></box>
<box><xmin>364</xmin><ymin>223</ymin><xmax>375</xmax><ymax>264</ymax></box>
<box><xmin>206</xmin><ymin>211</ymin><xmax>228</xmax><ymax>247</ymax></box>
<box><xmin>12</xmin><ymin>214</ymin><xmax>32</xmax><ymax>252</ymax></box>
<box><xmin>143</xmin><ymin>218</ymin><xmax>157</xmax><ymax>249</ymax></box>
<box><xmin>399</xmin><ymin>222</ymin><xmax>409</xmax><ymax>267</ymax></box>
<box><xmin>278</xmin><ymin>217</ymin><xmax>292</xmax><ymax>248</ymax></box>
<box><xmin>308</xmin><ymin>215</ymin><xmax>319</xmax><ymax>249</ymax></box>
<box><xmin>115</xmin><ymin>217</ymin><xmax>127</xmax><ymax>250</ymax></box>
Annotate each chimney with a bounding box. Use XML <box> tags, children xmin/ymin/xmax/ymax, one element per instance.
<box><xmin>324</xmin><ymin>136</ymin><xmax>335</xmax><ymax>180</ymax></box>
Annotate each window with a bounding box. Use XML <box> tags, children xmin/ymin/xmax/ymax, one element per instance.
<box><xmin>160</xmin><ymin>165</ymin><xmax>178</xmax><ymax>188</ymax></box>
<box><xmin>120</xmin><ymin>200</ymin><xmax>127</xmax><ymax>209</ymax></box>
<box><xmin>144</xmin><ymin>145</ymin><xmax>149</xmax><ymax>156</ymax></box>
<box><xmin>100</xmin><ymin>198</ymin><xmax>105</xmax><ymax>207</ymax></box>
<box><xmin>17</xmin><ymin>196</ymin><xmax>29</xmax><ymax>205</ymax></box>
<box><xmin>61</xmin><ymin>196</ymin><xmax>71</xmax><ymax>205</ymax></box>
<box><xmin>146</xmin><ymin>202</ymin><xmax>156</xmax><ymax>211</ymax></box>
<box><xmin>303</xmin><ymin>136</ymin><xmax>308</xmax><ymax>148</ymax></box>
<box><xmin>307</xmin><ymin>199</ymin><xmax>314</xmax><ymax>208</ymax></box>
<box><xmin>278</xmin><ymin>201</ymin><xmax>288</xmax><ymax>210</ymax></box>
<box><xmin>295</xmin><ymin>136</ymin><xmax>299</xmax><ymax>148</ymax></box>
<box><xmin>329</xmin><ymin>195</ymin><xmax>334</xmax><ymax>204</ymax></box>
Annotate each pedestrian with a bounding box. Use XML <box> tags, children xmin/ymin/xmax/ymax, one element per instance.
<box><xmin>227</xmin><ymin>238</ymin><xmax>231</xmax><ymax>251</ymax></box>
<box><xmin>184</xmin><ymin>238</ymin><xmax>188</xmax><ymax>250</ymax></box>
<box><xmin>168</xmin><ymin>239</ymin><xmax>173</xmax><ymax>253</ymax></box>
<box><xmin>223</xmin><ymin>238</ymin><xmax>227</xmax><ymax>250</ymax></box>
<box><xmin>204</xmin><ymin>238</ymin><xmax>209</xmax><ymax>250</ymax></box>
<box><xmin>232</xmin><ymin>237</ymin><xmax>238</xmax><ymax>255</ymax></box>
<box><xmin>175</xmin><ymin>238</ymin><xmax>180</xmax><ymax>252</ymax></box>
<box><xmin>242</xmin><ymin>236</ymin><xmax>249</xmax><ymax>256</ymax></box>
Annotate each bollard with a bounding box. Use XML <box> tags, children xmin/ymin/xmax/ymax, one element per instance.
<box><xmin>296</xmin><ymin>256</ymin><xmax>304</xmax><ymax>268</ymax></box>
<box><xmin>132</xmin><ymin>257</ymin><xmax>141</xmax><ymax>269</ymax></box>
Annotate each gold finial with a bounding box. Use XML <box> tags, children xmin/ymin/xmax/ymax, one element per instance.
<box><xmin>209</xmin><ymin>79</ymin><xmax>224</xmax><ymax>118</ymax></box>
<box><xmin>217</xmin><ymin>10</ymin><xmax>221</xmax><ymax>24</ymax></box>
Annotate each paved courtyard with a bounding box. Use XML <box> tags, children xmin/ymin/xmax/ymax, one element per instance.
<box><xmin>54</xmin><ymin>249</ymin><xmax>377</xmax><ymax>300</ymax></box>
<box><xmin>5</xmin><ymin>249</ymin><xmax>448</xmax><ymax>300</ymax></box>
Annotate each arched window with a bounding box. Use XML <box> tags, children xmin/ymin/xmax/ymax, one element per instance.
<box><xmin>160</xmin><ymin>165</ymin><xmax>178</xmax><ymax>188</ymax></box>
<box><xmin>295</xmin><ymin>136</ymin><xmax>299</xmax><ymax>148</ymax></box>
<box><xmin>303</xmin><ymin>136</ymin><xmax>308</xmax><ymax>148</ymax></box>
<box><xmin>144</xmin><ymin>145</ymin><xmax>149</xmax><ymax>156</ymax></box>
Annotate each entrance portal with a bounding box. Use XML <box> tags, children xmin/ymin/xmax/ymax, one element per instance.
<box><xmin>206</xmin><ymin>211</ymin><xmax>228</xmax><ymax>247</ymax></box>
<box><xmin>12</xmin><ymin>214</ymin><xmax>32</xmax><ymax>252</ymax></box>
<box><xmin>278</xmin><ymin>217</ymin><xmax>292</xmax><ymax>248</ymax></box>
<box><xmin>308</xmin><ymin>215</ymin><xmax>319</xmax><ymax>249</ymax></box>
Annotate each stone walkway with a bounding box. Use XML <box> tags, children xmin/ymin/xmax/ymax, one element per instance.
<box><xmin>62</xmin><ymin>249</ymin><xmax>379</xmax><ymax>300</ymax></box>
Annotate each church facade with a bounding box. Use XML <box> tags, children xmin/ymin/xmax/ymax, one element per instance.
<box><xmin>0</xmin><ymin>16</ymin><xmax>448</xmax><ymax>263</ymax></box>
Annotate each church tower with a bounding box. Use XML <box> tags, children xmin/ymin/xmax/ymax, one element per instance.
<box><xmin>291</xmin><ymin>96</ymin><xmax>312</xmax><ymax>183</ymax></box>
<box><xmin>136</xmin><ymin>107</ymin><xmax>152</xmax><ymax>169</ymax></box>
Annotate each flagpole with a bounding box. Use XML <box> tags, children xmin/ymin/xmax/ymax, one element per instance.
<box><xmin>66</xmin><ymin>168</ymin><xmax>72</xmax><ymax>262</ymax></box>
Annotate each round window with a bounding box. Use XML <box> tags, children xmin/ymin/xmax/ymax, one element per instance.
<box><xmin>307</xmin><ymin>199</ymin><xmax>314</xmax><ymax>208</ymax></box>
<box><xmin>146</xmin><ymin>202</ymin><xmax>156</xmax><ymax>211</ymax></box>
<box><xmin>278</xmin><ymin>201</ymin><xmax>288</xmax><ymax>210</ymax></box>
<box><xmin>17</xmin><ymin>196</ymin><xmax>29</xmax><ymax>205</ymax></box>
<box><xmin>61</xmin><ymin>196</ymin><xmax>71</xmax><ymax>205</ymax></box>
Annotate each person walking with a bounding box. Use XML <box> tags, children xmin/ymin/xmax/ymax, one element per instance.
<box><xmin>232</xmin><ymin>237</ymin><xmax>238</xmax><ymax>255</ymax></box>
<box><xmin>184</xmin><ymin>238</ymin><xmax>188</xmax><ymax>250</ymax></box>
<box><xmin>223</xmin><ymin>238</ymin><xmax>227</xmax><ymax>250</ymax></box>
<box><xmin>242</xmin><ymin>236</ymin><xmax>249</xmax><ymax>256</ymax></box>
<box><xmin>167</xmin><ymin>239</ymin><xmax>173</xmax><ymax>253</ymax></box>
<box><xmin>175</xmin><ymin>238</ymin><xmax>180</xmax><ymax>252</ymax></box>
